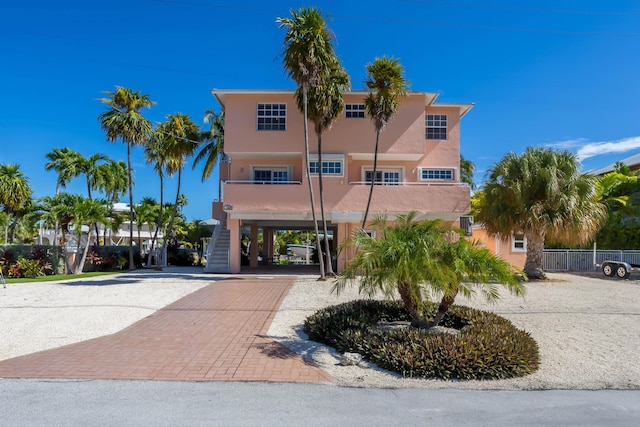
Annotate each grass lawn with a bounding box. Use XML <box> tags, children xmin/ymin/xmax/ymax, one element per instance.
<box><xmin>2</xmin><ymin>271</ymin><xmax>122</xmax><ymax>284</ymax></box>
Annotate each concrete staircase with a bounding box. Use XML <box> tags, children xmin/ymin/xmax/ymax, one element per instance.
<box><xmin>204</xmin><ymin>212</ymin><xmax>230</xmax><ymax>273</ymax></box>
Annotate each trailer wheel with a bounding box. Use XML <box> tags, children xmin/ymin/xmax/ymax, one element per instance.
<box><xmin>616</xmin><ymin>264</ymin><xmax>630</xmax><ymax>279</ymax></box>
<box><xmin>602</xmin><ymin>263</ymin><xmax>614</xmax><ymax>277</ymax></box>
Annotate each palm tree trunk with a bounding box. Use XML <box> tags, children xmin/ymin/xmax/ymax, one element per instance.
<box><xmin>432</xmin><ymin>291</ymin><xmax>458</xmax><ymax>327</ymax></box>
<box><xmin>362</xmin><ymin>130</ymin><xmax>381</xmax><ymax>228</ymax></box>
<box><xmin>163</xmin><ymin>168</ymin><xmax>182</xmax><ymax>265</ymax></box>
<box><xmin>302</xmin><ymin>87</ymin><xmax>325</xmax><ymax>279</ymax></box>
<box><xmin>524</xmin><ymin>229</ymin><xmax>546</xmax><ymax>279</ymax></box>
<box><xmin>317</xmin><ymin>132</ymin><xmax>334</xmax><ymax>275</ymax></box>
<box><xmin>147</xmin><ymin>174</ymin><xmax>164</xmax><ymax>267</ymax></box>
<box><xmin>127</xmin><ymin>141</ymin><xmax>135</xmax><ymax>270</ymax></box>
<box><xmin>397</xmin><ymin>280</ymin><xmax>428</xmax><ymax>328</ymax></box>
<box><xmin>74</xmin><ymin>226</ymin><xmax>94</xmax><ymax>275</ymax></box>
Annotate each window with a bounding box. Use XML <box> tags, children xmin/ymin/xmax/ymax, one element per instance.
<box><xmin>425</xmin><ymin>114</ymin><xmax>447</xmax><ymax>140</ymax></box>
<box><xmin>512</xmin><ymin>233</ymin><xmax>526</xmax><ymax>252</ymax></box>
<box><xmin>309</xmin><ymin>155</ymin><xmax>344</xmax><ymax>176</ymax></box>
<box><xmin>345</xmin><ymin>103</ymin><xmax>365</xmax><ymax>118</ymax></box>
<box><xmin>257</xmin><ymin>103</ymin><xmax>286</xmax><ymax>131</ymax></box>
<box><xmin>252</xmin><ymin>167</ymin><xmax>289</xmax><ymax>184</ymax></box>
<box><xmin>364</xmin><ymin>169</ymin><xmax>401</xmax><ymax>185</ymax></box>
<box><xmin>419</xmin><ymin>168</ymin><xmax>454</xmax><ymax>181</ymax></box>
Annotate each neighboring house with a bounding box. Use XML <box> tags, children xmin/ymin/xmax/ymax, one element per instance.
<box><xmin>206</xmin><ymin>89</ymin><xmax>474</xmax><ymax>273</ymax></box>
<box><xmin>471</xmin><ymin>223</ymin><xmax>526</xmax><ymax>269</ymax></box>
<box><xmin>589</xmin><ymin>152</ymin><xmax>640</xmax><ymax>176</ymax></box>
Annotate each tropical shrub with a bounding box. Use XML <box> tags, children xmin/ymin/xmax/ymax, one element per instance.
<box><xmin>304</xmin><ymin>300</ymin><xmax>539</xmax><ymax>380</ymax></box>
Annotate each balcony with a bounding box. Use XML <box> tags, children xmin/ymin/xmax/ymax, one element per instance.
<box><xmin>223</xmin><ymin>180</ymin><xmax>470</xmax><ymax>222</ymax></box>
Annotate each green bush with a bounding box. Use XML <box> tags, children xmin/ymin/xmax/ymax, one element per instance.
<box><xmin>304</xmin><ymin>300</ymin><xmax>539</xmax><ymax>381</ymax></box>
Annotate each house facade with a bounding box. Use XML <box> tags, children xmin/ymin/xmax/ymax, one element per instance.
<box><xmin>206</xmin><ymin>89</ymin><xmax>473</xmax><ymax>273</ymax></box>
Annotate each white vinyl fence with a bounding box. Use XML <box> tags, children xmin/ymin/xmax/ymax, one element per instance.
<box><xmin>542</xmin><ymin>249</ymin><xmax>640</xmax><ymax>271</ymax></box>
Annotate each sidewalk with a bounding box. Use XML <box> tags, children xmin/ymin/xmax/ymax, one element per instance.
<box><xmin>0</xmin><ymin>274</ymin><xmax>333</xmax><ymax>383</ymax></box>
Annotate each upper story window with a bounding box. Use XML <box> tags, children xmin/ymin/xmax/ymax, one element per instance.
<box><xmin>426</xmin><ymin>114</ymin><xmax>447</xmax><ymax>140</ymax></box>
<box><xmin>363</xmin><ymin>168</ymin><xmax>402</xmax><ymax>186</ymax></box>
<box><xmin>252</xmin><ymin>167</ymin><xmax>289</xmax><ymax>184</ymax></box>
<box><xmin>257</xmin><ymin>103</ymin><xmax>286</xmax><ymax>131</ymax></box>
<box><xmin>345</xmin><ymin>103</ymin><xmax>365</xmax><ymax>118</ymax></box>
<box><xmin>419</xmin><ymin>168</ymin><xmax>455</xmax><ymax>181</ymax></box>
<box><xmin>512</xmin><ymin>233</ymin><xmax>526</xmax><ymax>252</ymax></box>
<box><xmin>309</xmin><ymin>154</ymin><xmax>344</xmax><ymax>176</ymax></box>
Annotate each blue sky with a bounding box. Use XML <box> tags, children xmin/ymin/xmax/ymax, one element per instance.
<box><xmin>2</xmin><ymin>0</ymin><xmax>640</xmax><ymax>220</ymax></box>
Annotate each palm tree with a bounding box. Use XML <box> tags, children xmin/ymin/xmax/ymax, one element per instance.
<box><xmin>278</xmin><ymin>6</ymin><xmax>338</xmax><ymax>279</ymax></box>
<box><xmin>96</xmin><ymin>159</ymin><xmax>129</xmax><ymax>205</ymax></box>
<box><xmin>477</xmin><ymin>147</ymin><xmax>607</xmax><ymax>279</ymax></box>
<box><xmin>303</xmin><ymin>60</ymin><xmax>350</xmax><ymax>275</ymax></box>
<box><xmin>134</xmin><ymin>198</ymin><xmax>159</xmax><ymax>255</ymax></box>
<box><xmin>98</xmin><ymin>86</ymin><xmax>154</xmax><ymax>270</ymax></box>
<box><xmin>334</xmin><ymin>212</ymin><xmax>524</xmax><ymax>328</ymax></box>
<box><xmin>70</xmin><ymin>197</ymin><xmax>109</xmax><ymax>274</ymax></box>
<box><xmin>460</xmin><ymin>154</ymin><xmax>477</xmax><ymax>191</ymax></box>
<box><xmin>44</xmin><ymin>147</ymin><xmax>83</xmax><ymax>195</ymax></box>
<box><xmin>0</xmin><ymin>163</ymin><xmax>33</xmax><ymax>243</ymax></box>
<box><xmin>157</xmin><ymin>113</ymin><xmax>201</xmax><ymax>262</ymax></box>
<box><xmin>361</xmin><ymin>56</ymin><xmax>409</xmax><ymax>228</ymax></box>
<box><xmin>144</xmin><ymin>128</ymin><xmax>171</xmax><ymax>266</ymax></box>
<box><xmin>193</xmin><ymin>110</ymin><xmax>225</xmax><ymax>185</ymax></box>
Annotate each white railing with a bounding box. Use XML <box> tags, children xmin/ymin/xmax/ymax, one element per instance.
<box><xmin>348</xmin><ymin>181</ymin><xmax>468</xmax><ymax>187</ymax></box>
<box><xmin>542</xmin><ymin>249</ymin><xmax>640</xmax><ymax>271</ymax></box>
<box><xmin>225</xmin><ymin>180</ymin><xmax>302</xmax><ymax>185</ymax></box>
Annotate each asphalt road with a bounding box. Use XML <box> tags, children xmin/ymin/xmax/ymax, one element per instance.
<box><xmin>1</xmin><ymin>380</ymin><xmax>639</xmax><ymax>426</ymax></box>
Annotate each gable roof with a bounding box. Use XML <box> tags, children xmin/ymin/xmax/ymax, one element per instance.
<box><xmin>589</xmin><ymin>152</ymin><xmax>640</xmax><ymax>175</ymax></box>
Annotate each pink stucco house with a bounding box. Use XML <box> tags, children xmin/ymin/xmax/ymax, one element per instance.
<box><xmin>205</xmin><ymin>89</ymin><xmax>474</xmax><ymax>273</ymax></box>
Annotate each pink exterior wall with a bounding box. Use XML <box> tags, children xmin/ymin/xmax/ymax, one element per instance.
<box><xmin>215</xmin><ymin>89</ymin><xmax>473</xmax><ymax>273</ymax></box>
<box><xmin>471</xmin><ymin>227</ymin><xmax>526</xmax><ymax>269</ymax></box>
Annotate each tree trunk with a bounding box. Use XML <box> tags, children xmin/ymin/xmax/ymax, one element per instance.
<box><xmin>147</xmin><ymin>175</ymin><xmax>164</xmax><ymax>268</ymax></box>
<box><xmin>302</xmin><ymin>87</ymin><xmax>325</xmax><ymax>279</ymax></box>
<box><xmin>524</xmin><ymin>228</ymin><xmax>546</xmax><ymax>279</ymax></box>
<box><xmin>317</xmin><ymin>132</ymin><xmax>334</xmax><ymax>276</ymax></box>
<box><xmin>127</xmin><ymin>141</ymin><xmax>135</xmax><ymax>270</ymax></box>
<box><xmin>163</xmin><ymin>168</ymin><xmax>182</xmax><ymax>267</ymax></box>
<box><xmin>74</xmin><ymin>225</ymin><xmax>93</xmax><ymax>275</ymax></box>
<box><xmin>397</xmin><ymin>280</ymin><xmax>429</xmax><ymax>328</ymax></box>
<box><xmin>432</xmin><ymin>291</ymin><xmax>458</xmax><ymax>327</ymax></box>
<box><xmin>362</xmin><ymin>130</ymin><xmax>381</xmax><ymax>228</ymax></box>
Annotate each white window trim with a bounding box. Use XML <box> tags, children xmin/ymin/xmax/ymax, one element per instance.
<box><xmin>308</xmin><ymin>154</ymin><xmax>345</xmax><ymax>177</ymax></box>
<box><xmin>512</xmin><ymin>233</ymin><xmax>526</xmax><ymax>252</ymax></box>
<box><xmin>250</xmin><ymin>165</ymin><xmax>293</xmax><ymax>183</ymax></box>
<box><xmin>364</xmin><ymin>230</ymin><xmax>377</xmax><ymax>238</ymax></box>
<box><xmin>418</xmin><ymin>167</ymin><xmax>457</xmax><ymax>182</ymax></box>
<box><xmin>360</xmin><ymin>166</ymin><xmax>405</xmax><ymax>184</ymax></box>
<box><xmin>345</xmin><ymin>103</ymin><xmax>366</xmax><ymax>118</ymax></box>
<box><xmin>425</xmin><ymin>114</ymin><xmax>448</xmax><ymax>140</ymax></box>
<box><xmin>256</xmin><ymin>102</ymin><xmax>287</xmax><ymax>131</ymax></box>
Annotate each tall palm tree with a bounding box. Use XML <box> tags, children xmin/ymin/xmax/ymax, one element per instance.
<box><xmin>96</xmin><ymin>159</ymin><xmax>129</xmax><ymax>205</ymax></box>
<box><xmin>158</xmin><ymin>113</ymin><xmax>201</xmax><ymax>261</ymax></box>
<box><xmin>334</xmin><ymin>212</ymin><xmax>524</xmax><ymax>328</ymax></box>
<box><xmin>477</xmin><ymin>147</ymin><xmax>607</xmax><ymax>279</ymax></box>
<box><xmin>361</xmin><ymin>56</ymin><xmax>409</xmax><ymax>228</ymax></box>
<box><xmin>0</xmin><ymin>163</ymin><xmax>33</xmax><ymax>243</ymax></box>
<box><xmin>460</xmin><ymin>154</ymin><xmax>477</xmax><ymax>191</ymax></box>
<box><xmin>303</xmin><ymin>60</ymin><xmax>350</xmax><ymax>275</ymax></box>
<box><xmin>144</xmin><ymin>128</ymin><xmax>171</xmax><ymax>266</ymax></box>
<box><xmin>278</xmin><ymin>6</ymin><xmax>338</xmax><ymax>279</ymax></box>
<box><xmin>98</xmin><ymin>86</ymin><xmax>154</xmax><ymax>270</ymax></box>
<box><xmin>70</xmin><ymin>197</ymin><xmax>109</xmax><ymax>274</ymax></box>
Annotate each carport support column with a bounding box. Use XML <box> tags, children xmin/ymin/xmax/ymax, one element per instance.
<box><xmin>250</xmin><ymin>224</ymin><xmax>259</xmax><ymax>268</ymax></box>
<box><xmin>229</xmin><ymin>219</ymin><xmax>241</xmax><ymax>273</ymax></box>
<box><xmin>264</xmin><ymin>228</ymin><xmax>274</xmax><ymax>264</ymax></box>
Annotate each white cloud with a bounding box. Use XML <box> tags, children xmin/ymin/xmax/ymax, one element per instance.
<box><xmin>546</xmin><ymin>136</ymin><xmax>640</xmax><ymax>161</ymax></box>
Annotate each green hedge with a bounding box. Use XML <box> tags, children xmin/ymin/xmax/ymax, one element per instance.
<box><xmin>304</xmin><ymin>300</ymin><xmax>539</xmax><ymax>381</ymax></box>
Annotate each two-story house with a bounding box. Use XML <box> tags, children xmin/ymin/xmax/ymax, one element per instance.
<box><xmin>205</xmin><ymin>89</ymin><xmax>473</xmax><ymax>273</ymax></box>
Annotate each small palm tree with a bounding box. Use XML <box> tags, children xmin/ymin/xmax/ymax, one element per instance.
<box><xmin>361</xmin><ymin>56</ymin><xmax>409</xmax><ymax>227</ymax></box>
<box><xmin>98</xmin><ymin>86</ymin><xmax>155</xmax><ymax>270</ymax></box>
<box><xmin>460</xmin><ymin>154</ymin><xmax>477</xmax><ymax>191</ymax></box>
<box><xmin>193</xmin><ymin>110</ymin><xmax>225</xmax><ymax>183</ymax></box>
<box><xmin>334</xmin><ymin>212</ymin><xmax>524</xmax><ymax>328</ymax></box>
<box><xmin>44</xmin><ymin>147</ymin><xmax>82</xmax><ymax>195</ymax></box>
<box><xmin>477</xmin><ymin>147</ymin><xmax>607</xmax><ymax>278</ymax></box>
<box><xmin>278</xmin><ymin>6</ymin><xmax>338</xmax><ymax>279</ymax></box>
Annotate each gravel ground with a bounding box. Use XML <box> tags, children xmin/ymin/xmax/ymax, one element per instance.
<box><xmin>2</xmin><ymin>270</ymin><xmax>639</xmax><ymax>390</ymax></box>
<box><xmin>268</xmin><ymin>272</ymin><xmax>640</xmax><ymax>390</ymax></box>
